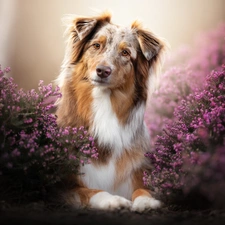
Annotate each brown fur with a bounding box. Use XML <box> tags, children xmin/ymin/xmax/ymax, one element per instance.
<box><xmin>110</xmin><ymin>79</ymin><xmax>135</xmax><ymax>124</ymax></box>
<box><xmin>75</xmin><ymin>188</ymin><xmax>103</xmax><ymax>206</ymax></box>
<box><xmin>132</xmin><ymin>189</ymin><xmax>151</xmax><ymax>201</ymax></box>
<box><xmin>114</xmin><ymin>150</ymin><xmax>144</xmax><ymax>189</ymax></box>
<box><xmin>57</xmin><ymin>67</ymin><xmax>93</xmax><ymax>128</ymax></box>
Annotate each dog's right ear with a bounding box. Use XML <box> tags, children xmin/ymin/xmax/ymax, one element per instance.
<box><xmin>62</xmin><ymin>15</ymin><xmax>99</xmax><ymax>43</ymax></box>
<box><xmin>73</xmin><ymin>18</ymin><xmax>98</xmax><ymax>41</ymax></box>
<box><xmin>73</xmin><ymin>12</ymin><xmax>111</xmax><ymax>41</ymax></box>
<box><xmin>62</xmin><ymin>12</ymin><xmax>111</xmax><ymax>63</ymax></box>
<box><xmin>63</xmin><ymin>12</ymin><xmax>111</xmax><ymax>42</ymax></box>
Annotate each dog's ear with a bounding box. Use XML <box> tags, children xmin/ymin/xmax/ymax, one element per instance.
<box><xmin>73</xmin><ymin>12</ymin><xmax>111</xmax><ymax>41</ymax></box>
<box><xmin>62</xmin><ymin>12</ymin><xmax>111</xmax><ymax>63</ymax></box>
<box><xmin>74</xmin><ymin>18</ymin><xmax>98</xmax><ymax>40</ymax></box>
<box><xmin>135</xmin><ymin>29</ymin><xmax>161</xmax><ymax>61</ymax></box>
<box><xmin>131</xmin><ymin>21</ymin><xmax>164</xmax><ymax>61</ymax></box>
<box><xmin>131</xmin><ymin>21</ymin><xmax>168</xmax><ymax>94</ymax></box>
<box><xmin>63</xmin><ymin>12</ymin><xmax>111</xmax><ymax>42</ymax></box>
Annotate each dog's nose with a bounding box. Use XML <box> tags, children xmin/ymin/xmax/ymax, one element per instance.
<box><xmin>96</xmin><ymin>65</ymin><xmax>112</xmax><ymax>78</ymax></box>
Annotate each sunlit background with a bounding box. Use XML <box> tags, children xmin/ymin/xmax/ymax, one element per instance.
<box><xmin>0</xmin><ymin>0</ymin><xmax>225</xmax><ymax>89</ymax></box>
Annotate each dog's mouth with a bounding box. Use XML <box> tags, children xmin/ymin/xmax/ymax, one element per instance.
<box><xmin>91</xmin><ymin>79</ymin><xmax>109</xmax><ymax>86</ymax></box>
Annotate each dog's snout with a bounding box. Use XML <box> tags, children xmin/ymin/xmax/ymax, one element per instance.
<box><xmin>96</xmin><ymin>65</ymin><xmax>112</xmax><ymax>78</ymax></box>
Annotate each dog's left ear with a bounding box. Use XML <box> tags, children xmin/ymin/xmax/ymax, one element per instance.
<box><xmin>131</xmin><ymin>21</ymin><xmax>164</xmax><ymax>61</ymax></box>
<box><xmin>131</xmin><ymin>21</ymin><xmax>168</xmax><ymax>93</ymax></box>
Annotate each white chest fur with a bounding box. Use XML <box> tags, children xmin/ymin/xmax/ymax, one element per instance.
<box><xmin>90</xmin><ymin>87</ymin><xmax>145</xmax><ymax>156</ymax></box>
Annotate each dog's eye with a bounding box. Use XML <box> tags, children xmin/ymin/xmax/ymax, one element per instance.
<box><xmin>93</xmin><ymin>43</ymin><xmax>101</xmax><ymax>50</ymax></box>
<box><xmin>121</xmin><ymin>50</ymin><xmax>129</xmax><ymax>57</ymax></box>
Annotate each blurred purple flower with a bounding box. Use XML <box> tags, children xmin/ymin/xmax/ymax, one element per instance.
<box><xmin>145</xmin><ymin>24</ymin><xmax>225</xmax><ymax>206</ymax></box>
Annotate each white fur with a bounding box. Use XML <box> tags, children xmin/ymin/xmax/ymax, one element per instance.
<box><xmin>80</xmin><ymin>160</ymin><xmax>115</xmax><ymax>192</ymax></box>
<box><xmin>80</xmin><ymin>160</ymin><xmax>133</xmax><ymax>200</ymax></box>
<box><xmin>89</xmin><ymin>191</ymin><xmax>132</xmax><ymax>210</ymax></box>
<box><xmin>91</xmin><ymin>87</ymin><xmax>146</xmax><ymax>157</ymax></box>
<box><xmin>132</xmin><ymin>196</ymin><xmax>161</xmax><ymax>212</ymax></box>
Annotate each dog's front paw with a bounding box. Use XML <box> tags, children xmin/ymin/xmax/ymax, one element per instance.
<box><xmin>132</xmin><ymin>196</ymin><xmax>161</xmax><ymax>213</ymax></box>
<box><xmin>89</xmin><ymin>192</ymin><xmax>132</xmax><ymax>211</ymax></box>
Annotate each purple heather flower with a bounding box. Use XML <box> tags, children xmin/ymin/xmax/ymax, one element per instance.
<box><xmin>145</xmin><ymin>24</ymin><xmax>225</xmax><ymax>205</ymax></box>
<box><xmin>0</xmin><ymin>65</ymin><xmax>98</xmax><ymax>189</ymax></box>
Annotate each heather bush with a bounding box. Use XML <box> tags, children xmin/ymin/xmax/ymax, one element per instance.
<box><xmin>146</xmin><ymin>66</ymin><xmax>225</xmax><ymax>205</ymax></box>
<box><xmin>145</xmin><ymin>23</ymin><xmax>225</xmax><ymax>207</ymax></box>
<box><xmin>0</xmin><ymin>66</ymin><xmax>98</xmax><ymax>203</ymax></box>
<box><xmin>145</xmin><ymin>23</ymin><xmax>225</xmax><ymax>148</ymax></box>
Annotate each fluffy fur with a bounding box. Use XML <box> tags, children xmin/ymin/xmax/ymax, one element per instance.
<box><xmin>56</xmin><ymin>12</ymin><xmax>166</xmax><ymax>212</ymax></box>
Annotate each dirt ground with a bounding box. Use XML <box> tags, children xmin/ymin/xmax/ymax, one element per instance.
<box><xmin>1</xmin><ymin>202</ymin><xmax>225</xmax><ymax>225</ymax></box>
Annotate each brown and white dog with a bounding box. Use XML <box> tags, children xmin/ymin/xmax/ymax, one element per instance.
<box><xmin>56</xmin><ymin>12</ymin><xmax>166</xmax><ymax>212</ymax></box>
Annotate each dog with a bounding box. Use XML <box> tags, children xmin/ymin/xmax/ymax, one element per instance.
<box><xmin>56</xmin><ymin>12</ymin><xmax>166</xmax><ymax>212</ymax></box>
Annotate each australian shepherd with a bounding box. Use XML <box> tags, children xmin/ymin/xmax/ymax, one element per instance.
<box><xmin>56</xmin><ymin>12</ymin><xmax>166</xmax><ymax>212</ymax></box>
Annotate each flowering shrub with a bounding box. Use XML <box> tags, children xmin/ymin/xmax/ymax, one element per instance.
<box><xmin>145</xmin><ymin>23</ymin><xmax>225</xmax><ymax>206</ymax></box>
<box><xmin>145</xmin><ymin>23</ymin><xmax>225</xmax><ymax>148</ymax></box>
<box><xmin>0</xmin><ymin>65</ymin><xmax>98</xmax><ymax>202</ymax></box>
<box><xmin>146</xmin><ymin>66</ymin><xmax>225</xmax><ymax>205</ymax></box>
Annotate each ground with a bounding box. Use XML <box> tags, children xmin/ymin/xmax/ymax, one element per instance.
<box><xmin>1</xmin><ymin>202</ymin><xmax>225</xmax><ymax>225</ymax></box>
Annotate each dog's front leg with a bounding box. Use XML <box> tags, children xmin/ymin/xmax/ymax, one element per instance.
<box><xmin>70</xmin><ymin>187</ymin><xmax>132</xmax><ymax>211</ymax></box>
<box><xmin>131</xmin><ymin>189</ymin><xmax>161</xmax><ymax>213</ymax></box>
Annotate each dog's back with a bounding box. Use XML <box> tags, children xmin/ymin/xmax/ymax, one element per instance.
<box><xmin>56</xmin><ymin>12</ymin><xmax>166</xmax><ymax>212</ymax></box>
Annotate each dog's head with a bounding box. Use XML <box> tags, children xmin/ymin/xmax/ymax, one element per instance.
<box><xmin>60</xmin><ymin>12</ymin><xmax>166</xmax><ymax>95</ymax></box>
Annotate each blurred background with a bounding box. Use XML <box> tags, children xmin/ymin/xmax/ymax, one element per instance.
<box><xmin>0</xmin><ymin>0</ymin><xmax>225</xmax><ymax>89</ymax></box>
